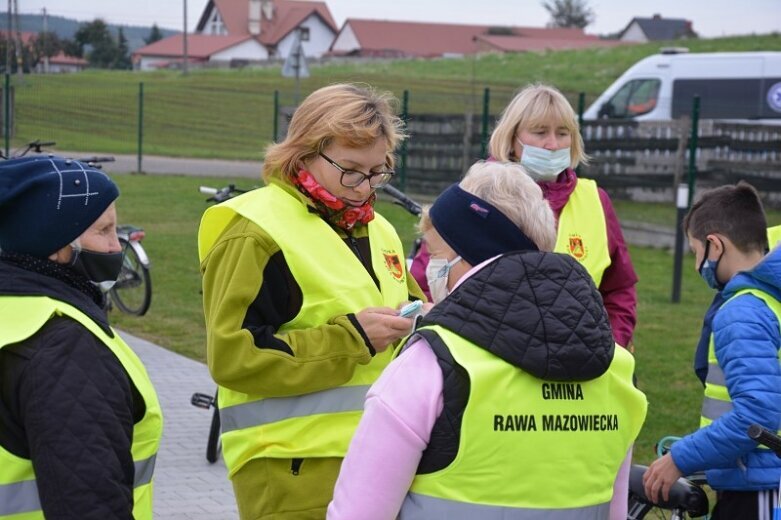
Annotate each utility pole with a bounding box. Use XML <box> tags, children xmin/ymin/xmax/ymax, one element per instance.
<box><xmin>12</xmin><ymin>0</ymin><xmax>23</xmax><ymax>76</ymax></box>
<box><xmin>42</xmin><ymin>7</ymin><xmax>49</xmax><ymax>73</ymax></box>
<box><xmin>5</xmin><ymin>0</ymin><xmax>11</xmax><ymax>73</ymax></box>
<box><xmin>182</xmin><ymin>0</ymin><xmax>188</xmax><ymax>75</ymax></box>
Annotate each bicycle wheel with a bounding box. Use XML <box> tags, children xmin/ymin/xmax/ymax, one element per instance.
<box><xmin>206</xmin><ymin>401</ymin><xmax>221</xmax><ymax>464</ymax></box>
<box><xmin>110</xmin><ymin>239</ymin><xmax>152</xmax><ymax>316</ymax></box>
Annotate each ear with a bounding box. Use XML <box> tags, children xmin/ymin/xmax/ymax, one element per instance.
<box><xmin>705</xmin><ymin>234</ymin><xmax>725</xmax><ymax>258</ymax></box>
<box><xmin>48</xmin><ymin>244</ymin><xmax>74</xmax><ymax>264</ymax></box>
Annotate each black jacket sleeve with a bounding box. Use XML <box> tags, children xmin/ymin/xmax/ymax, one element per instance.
<box><xmin>4</xmin><ymin>317</ymin><xmax>137</xmax><ymax>520</ymax></box>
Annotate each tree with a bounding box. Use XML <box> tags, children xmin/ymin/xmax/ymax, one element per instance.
<box><xmin>31</xmin><ymin>31</ymin><xmax>61</xmax><ymax>68</ymax></box>
<box><xmin>144</xmin><ymin>24</ymin><xmax>164</xmax><ymax>45</ymax></box>
<box><xmin>114</xmin><ymin>28</ymin><xmax>132</xmax><ymax>69</ymax></box>
<box><xmin>542</xmin><ymin>0</ymin><xmax>595</xmax><ymax>29</ymax></box>
<box><xmin>74</xmin><ymin>19</ymin><xmax>118</xmax><ymax>68</ymax></box>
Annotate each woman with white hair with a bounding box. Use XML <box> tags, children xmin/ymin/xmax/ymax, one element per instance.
<box><xmin>328</xmin><ymin>161</ymin><xmax>647</xmax><ymax>520</ymax></box>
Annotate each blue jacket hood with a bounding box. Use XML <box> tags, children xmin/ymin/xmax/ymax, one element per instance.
<box><xmin>724</xmin><ymin>246</ymin><xmax>781</xmax><ymax>302</ymax></box>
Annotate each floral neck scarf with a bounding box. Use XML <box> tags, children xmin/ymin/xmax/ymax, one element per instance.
<box><xmin>291</xmin><ymin>169</ymin><xmax>376</xmax><ymax>231</ymax></box>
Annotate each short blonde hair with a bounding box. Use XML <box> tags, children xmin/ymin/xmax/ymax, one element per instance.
<box><xmin>489</xmin><ymin>83</ymin><xmax>588</xmax><ymax>167</ymax></box>
<box><xmin>420</xmin><ymin>161</ymin><xmax>557</xmax><ymax>252</ymax></box>
<box><xmin>262</xmin><ymin>83</ymin><xmax>405</xmax><ymax>182</ymax></box>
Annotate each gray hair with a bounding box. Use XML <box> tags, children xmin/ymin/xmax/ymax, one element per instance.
<box><xmin>457</xmin><ymin>161</ymin><xmax>557</xmax><ymax>251</ymax></box>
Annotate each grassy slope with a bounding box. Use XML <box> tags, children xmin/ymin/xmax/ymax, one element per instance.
<box><xmin>109</xmin><ymin>172</ymin><xmax>720</xmax><ymax>464</ymax></box>
<box><xmin>11</xmin><ymin>34</ymin><xmax>781</xmax><ymax>159</ymax></box>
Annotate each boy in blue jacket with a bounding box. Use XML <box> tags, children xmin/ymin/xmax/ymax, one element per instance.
<box><xmin>644</xmin><ymin>181</ymin><xmax>781</xmax><ymax>518</ymax></box>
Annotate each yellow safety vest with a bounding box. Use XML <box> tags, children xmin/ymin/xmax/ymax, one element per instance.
<box><xmin>198</xmin><ymin>183</ymin><xmax>409</xmax><ymax>477</ymax></box>
<box><xmin>554</xmin><ymin>178</ymin><xmax>611</xmax><ymax>287</ymax></box>
<box><xmin>769</xmin><ymin>225</ymin><xmax>781</xmax><ymax>251</ymax></box>
<box><xmin>401</xmin><ymin>325</ymin><xmax>647</xmax><ymax>519</ymax></box>
<box><xmin>0</xmin><ymin>296</ymin><xmax>162</xmax><ymax>520</ymax></box>
<box><xmin>701</xmin><ymin>288</ymin><xmax>781</xmax><ymax>432</ymax></box>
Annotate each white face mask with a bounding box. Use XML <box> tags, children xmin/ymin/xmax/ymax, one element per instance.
<box><xmin>425</xmin><ymin>256</ymin><xmax>461</xmax><ymax>304</ymax></box>
<box><xmin>517</xmin><ymin>140</ymin><xmax>571</xmax><ymax>182</ymax></box>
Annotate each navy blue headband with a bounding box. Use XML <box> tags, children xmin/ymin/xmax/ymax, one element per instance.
<box><xmin>429</xmin><ymin>184</ymin><xmax>539</xmax><ymax>266</ymax></box>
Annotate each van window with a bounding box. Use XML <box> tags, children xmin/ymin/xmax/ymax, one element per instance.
<box><xmin>672</xmin><ymin>78</ymin><xmax>781</xmax><ymax>119</ymax></box>
<box><xmin>598</xmin><ymin>79</ymin><xmax>660</xmax><ymax>118</ymax></box>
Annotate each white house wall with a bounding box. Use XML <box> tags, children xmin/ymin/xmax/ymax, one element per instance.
<box><xmin>211</xmin><ymin>39</ymin><xmax>269</xmax><ymax>61</ymax></box>
<box><xmin>621</xmin><ymin>22</ymin><xmax>648</xmax><ymax>42</ymax></box>
<box><xmin>331</xmin><ymin>23</ymin><xmax>359</xmax><ymax>53</ymax></box>
<box><xmin>275</xmin><ymin>14</ymin><xmax>335</xmax><ymax>59</ymax></box>
<box><xmin>138</xmin><ymin>56</ymin><xmax>173</xmax><ymax>71</ymax></box>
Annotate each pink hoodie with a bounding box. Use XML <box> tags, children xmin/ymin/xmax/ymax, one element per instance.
<box><xmin>328</xmin><ymin>260</ymin><xmax>633</xmax><ymax>520</ymax></box>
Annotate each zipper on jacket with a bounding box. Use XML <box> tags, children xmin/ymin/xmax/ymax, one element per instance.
<box><xmin>291</xmin><ymin>458</ymin><xmax>303</xmax><ymax>476</ymax></box>
<box><xmin>346</xmin><ymin>233</ymin><xmax>365</xmax><ymax>265</ymax></box>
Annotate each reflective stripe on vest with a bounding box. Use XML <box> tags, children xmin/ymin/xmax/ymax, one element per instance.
<box><xmin>198</xmin><ymin>183</ymin><xmax>409</xmax><ymax>476</ymax></box>
<box><xmin>402</xmin><ymin>325</ymin><xmax>647</xmax><ymax>515</ymax></box>
<box><xmin>220</xmin><ymin>385</ymin><xmax>370</xmax><ymax>433</ymax></box>
<box><xmin>554</xmin><ymin>178</ymin><xmax>611</xmax><ymax>287</ymax></box>
<box><xmin>701</xmin><ymin>288</ymin><xmax>781</xmax><ymax>428</ymax></box>
<box><xmin>0</xmin><ymin>455</ymin><xmax>157</xmax><ymax>517</ymax></box>
<box><xmin>0</xmin><ymin>297</ymin><xmax>163</xmax><ymax>520</ymax></box>
<box><xmin>401</xmin><ymin>493</ymin><xmax>610</xmax><ymax>520</ymax></box>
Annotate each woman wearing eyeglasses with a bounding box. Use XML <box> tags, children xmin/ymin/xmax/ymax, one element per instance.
<box><xmin>198</xmin><ymin>84</ymin><xmax>424</xmax><ymax>520</ymax></box>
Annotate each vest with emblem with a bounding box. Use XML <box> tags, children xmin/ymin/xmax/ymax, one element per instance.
<box><xmin>400</xmin><ymin>325</ymin><xmax>646</xmax><ymax>520</ymax></box>
<box><xmin>0</xmin><ymin>297</ymin><xmax>162</xmax><ymax>520</ymax></box>
<box><xmin>554</xmin><ymin>178</ymin><xmax>611</xmax><ymax>287</ymax></box>
<box><xmin>701</xmin><ymin>288</ymin><xmax>781</xmax><ymax>434</ymax></box>
<box><xmin>198</xmin><ymin>182</ymin><xmax>409</xmax><ymax>477</ymax></box>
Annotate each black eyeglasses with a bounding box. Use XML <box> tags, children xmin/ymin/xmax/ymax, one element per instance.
<box><xmin>318</xmin><ymin>152</ymin><xmax>395</xmax><ymax>188</ymax></box>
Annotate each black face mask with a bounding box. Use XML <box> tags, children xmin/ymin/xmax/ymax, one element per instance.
<box><xmin>71</xmin><ymin>248</ymin><xmax>125</xmax><ymax>289</ymax></box>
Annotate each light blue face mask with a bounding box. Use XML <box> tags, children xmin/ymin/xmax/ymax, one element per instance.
<box><xmin>517</xmin><ymin>140</ymin><xmax>571</xmax><ymax>182</ymax></box>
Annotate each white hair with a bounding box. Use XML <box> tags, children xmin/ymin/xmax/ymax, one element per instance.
<box><xmin>457</xmin><ymin>161</ymin><xmax>557</xmax><ymax>251</ymax></box>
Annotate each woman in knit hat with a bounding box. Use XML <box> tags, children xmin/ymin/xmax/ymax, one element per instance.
<box><xmin>0</xmin><ymin>156</ymin><xmax>162</xmax><ymax>519</ymax></box>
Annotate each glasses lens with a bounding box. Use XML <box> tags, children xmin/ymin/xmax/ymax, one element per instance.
<box><xmin>340</xmin><ymin>171</ymin><xmax>365</xmax><ymax>187</ymax></box>
<box><xmin>369</xmin><ymin>173</ymin><xmax>393</xmax><ymax>188</ymax></box>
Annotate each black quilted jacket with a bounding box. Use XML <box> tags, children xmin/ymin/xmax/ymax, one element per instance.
<box><xmin>413</xmin><ymin>250</ymin><xmax>616</xmax><ymax>473</ymax></box>
<box><xmin>0</xmin><ymin>259</ymin><xmax>144</xmax><ymax>520</ymax></box>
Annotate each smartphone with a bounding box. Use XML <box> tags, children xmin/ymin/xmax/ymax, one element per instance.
<box><xmin>398</xmin><ymin>300</ymin><xmax>423</xmax><ymax>318</ymax></box>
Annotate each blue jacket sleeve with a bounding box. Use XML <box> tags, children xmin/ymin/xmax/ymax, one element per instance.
<box><xmin>671</xmin><ymin>294</ymin><xmax>781</xmax><ymax>475</ymax></box>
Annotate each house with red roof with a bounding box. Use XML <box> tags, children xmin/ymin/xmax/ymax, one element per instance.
<box><xmin>133</xmin><ymin>0</ymin><xmax>337</xmax><ymax>70</ymax></box>
<box><xmin>330</xmin><ymin>20</ymin><xmax>624</xmax><ymax>58</ymax></box>
<box><xmin>37</xmin><ymin>52</ymin><xmax>88</xmax><ymax>73</ymax></box>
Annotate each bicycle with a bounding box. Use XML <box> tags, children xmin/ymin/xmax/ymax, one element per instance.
<box><xmin>628</xmin><ymin>424</ymin><xmax>781</xmax><ymax>519</ymax></box>
<box><xmin>191</xmin><ymin>183</ymin><xmax>254</xmax><ymax>464</ymax></box>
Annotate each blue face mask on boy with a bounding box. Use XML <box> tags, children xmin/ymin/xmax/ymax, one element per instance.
<box><xmin>698</xmin><ymin>240</ymin><xmax>725</xmax><ymax>291</ymax></box>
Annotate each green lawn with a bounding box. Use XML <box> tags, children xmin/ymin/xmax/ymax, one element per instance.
<box><xmin>9</xmin><ymin>33</ymin><xmax>780</xmax><ymax>160</ymax></box>
<box><xmin>110</xmin><ymin>172</ymin><xmax>719</xmax><ymax>464</ymax></box>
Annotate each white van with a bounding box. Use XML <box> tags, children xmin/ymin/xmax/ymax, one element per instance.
<box><xmin>582</xmin><ymin>51</ymin><xmax>781</xmax><ymax>123</ymax></box>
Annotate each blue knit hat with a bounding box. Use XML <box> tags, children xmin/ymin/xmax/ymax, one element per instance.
<box><xmin>0</xmin><ymin>156</ymin><xmax>119</xmax><ymax>257</ymax></box>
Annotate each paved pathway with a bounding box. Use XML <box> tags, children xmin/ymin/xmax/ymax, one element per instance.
<box><xmin>120</xmin><ymin>331</ymin><xmax>238</xmax><ymax>519</ymax></box>
<box><xmin>61</xmin><ymin>151</ymin><xmax>263</xmax><ymax>178</ymax></box>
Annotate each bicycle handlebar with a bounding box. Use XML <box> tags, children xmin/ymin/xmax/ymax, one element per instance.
<box><xmin>199</xmin><ymin>186</ymin><xmax>219</xmax><ymax>196</ymax></box>
<box><xmin>381</xmin><ymin>184</ymin><xmax>422</xmax><ymax>217</ymax></box>
<box><xmin>748</xmin><ymin>424</ymin><xmax>781</xmax><ymax>458</ymax></box>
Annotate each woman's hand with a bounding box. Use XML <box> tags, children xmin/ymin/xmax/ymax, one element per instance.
<box><xmin>355</xmin><ymin>307</ymin><xmax>414</xmax><ymax>353</ymax></box>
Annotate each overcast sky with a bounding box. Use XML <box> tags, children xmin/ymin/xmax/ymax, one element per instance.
<box><xmin>20</xmin><ymin>0</ymin><xmax>781</xmax><ymax>38</ymax></box>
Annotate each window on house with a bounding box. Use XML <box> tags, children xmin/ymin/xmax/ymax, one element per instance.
<box><xmin>599</xmin><ymin>78</ymin><xmax>661</xmax><ymax>118</ymax></box>
<box><xmin>299</xmin><ymin>27</ymin><xmax>310</xmax><ymax>41</ymax></box>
